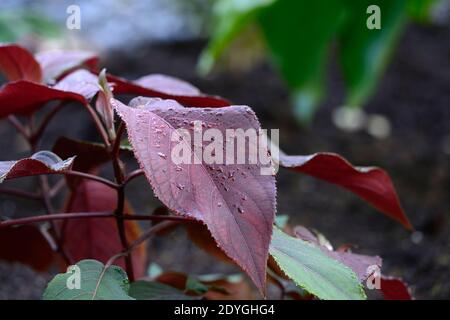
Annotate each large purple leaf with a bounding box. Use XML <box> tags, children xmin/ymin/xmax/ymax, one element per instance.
<box><xmin>0</xmin><ymin>81</ymin><xmax>87</xmax><ymax>118</ymax></box>
<box><xmin>0</xmin><ymin>151</ymin><xmax>74</xmax><ymax>183</ymax></box>
<box><xmin>294</xmin><ymin>225</ymin><xmax>382</xmax><ymax>282</ymax></box>
<box><xmin>0</xmin><ymin>44</ymin><xmax>42</xmax><ymax>83</ymax></box>
<box><xmin>112</xmin><ymin>98</ymin><xmax>276</xmax><ymax>294</ymax></box>
<box><xmin>107</xmin><ymin>74</ymin><xmax>230</xmax><ymax>107</ymax></box>
<box><xmin>35</xmin><ymin>50</ymin><xmax>98</xmax><ymax>84</ymax></box>
<box><xmin>279</xmin><ymin>152</ymin><xmax>412</xmax><ymax>229</ymax></box>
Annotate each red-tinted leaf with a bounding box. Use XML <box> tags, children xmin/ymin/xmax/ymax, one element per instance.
<box><xmin>60</xmin><ymin>180</ymin><xmax>147</xmax><ymax>278</ymax></box>
<box><xmin>380</xmin><ymin>276</ymin><xmax>413</xmax><ymax>300</ymax></box>
<box><xmin>185</xmin><ymin>223</ymin><xmax>233</xmax><ymax>264</ymax></box>
<box><xmin>294</xmin><ymin>225</ymin><xmax>382</xmax><ymax>282</ymax></box>
<box><xmin>0</xmin><ymin>44</ymin><xmax>42</xmax><ymax>83</ymax></box>
<box><xmin>0</xmin><ymin>225</ymin><xmax>54</xmax><ymax>271</ymax></box>
<box><xmin>0</xmin><ymin>81</ymin><xmax>86</xmax><ymax>118</ymax></box>
<box><xmin>107</xmin><ymin>74</ymin><xmax>230</xmax><ymax>107</ymax></box>
<box><xmin>35</xmin><ymin>50</ymin><xmax>99</xmax><ymax>84</ymax></box>
<box><xmin>279</xmin><ymin>152</ymin><xmax>412</xmax><ymax>229</ymax></box>
<box><xmin>0</xmin><ymin>151</ymin><xmax>74</xmax><ymax>183</ymax></box>
<box><xmin>52</xmin><ymin>137</ymin><xmax>111</xmax><ymax>189</ymax></box>
<box><xmin>112</xmin><ymin>98</ymin><xmax>276</xmax><ymax>294</ymax></box>
<box><xmin>53</xmin><ymin>70</ymin><xmax>99</xmax><ymax>100</ymax></box>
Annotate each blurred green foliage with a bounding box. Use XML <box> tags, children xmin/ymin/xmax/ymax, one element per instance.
<box><xmin>0</xmin><ymin>10</ymin><xmax>60</xmax><ymax>43</ymax></box>
<box><xmin>199</xmin><ymin>0</ymin><xmax>440</xmax><ymax>125</ymax></box>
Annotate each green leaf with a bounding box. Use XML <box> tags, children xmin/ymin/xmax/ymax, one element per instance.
<box><xmin>43</xmin><ymin>259</ymin><xmax>134</xmax><ymax>300</ymax></box>
<box><xmin>186</xmin><ymin>277</ymin><xmax>209</xmax><ymax>295</ymax></box>
<box><xmin>258</xmin><ymin>0</ymin><xmax>347</xmax><ymax>124</ymax></box>
<box><xmin>339</xmin><ymin>0</ymin><xmax>407</xmax><ymax>107</ymax></box>
<box><xmin>269</xmin><ymin>227</ymin><xmax>366</xmax><ymax>300</ymax></box>
<box><xmin>407</xmin><ymin>0</ymin><xmax>439</xmax><ymax>23</ymax></box>
<box><xmin>198</xmin><ymin>0</ymin><xmax>276</xmax><ymax>75</ymax></box>
<box><xmin>129</xmin><ymin>281</ymin><xmax>199</xmax><ymax>300</ymax></box>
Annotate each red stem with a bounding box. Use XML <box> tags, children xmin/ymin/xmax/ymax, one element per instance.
<box><xmin>0</xmin><ymin>212</ymin><xmax>192</xmax><ymax>228</ymax></box>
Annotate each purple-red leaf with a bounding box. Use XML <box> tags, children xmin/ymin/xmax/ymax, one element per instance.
<box><xmin>0</xmin><ymin>80</ymin><xmax>86</xmax><ymax>118</ymax></box>
<box><xmin>380</xmin><ymin>276</ymin><xmax>413</xmax><ymax>300</ymax></box>
<box><xmin>0</xmin><ymin>151</ymin><xmax>74</xmax><ymax>183</ymax></box>
<box><xmin>0</xmin><ymin>44</ymin><xmax>42</xmax><ymax>83</ymax></box>
<box><xmin>294</xmin><ymin>225</ymin><xmax>382</xmax><ymax>282</ymax></box>
<box><xmin>59</xmin><ymin>180</ymin><xmax>147</xmax><ymax>278</ymax></box>
<box><xmin>53</xmin><ymin>70</ymin><xmax>100</xmax><ymax>100</ymax></box>
<box><xmin>107</xmin><ymin>74</ymin><xmax>230</xmax><ymax>107</ymax></box>
<box><xmin>35</xmin><ymin>50</ymin><xmax>99</xmax><ymax>84</ymax></box>
<box><xmin>279</xmin><ymin>152</ymin><xmax>412</xmax><ymax>229</ymax></box>
<box><xmin>112</xmin><ymin>98</ymin><xmax>276</xmax><ymax>294</ymax></box>
<box><xmin>52</xmin><ymin>137</ymin><xmax>111</xmax><ymax>189</ymax></box>
<box><xmin>0</xmin><ymin>225</ymin><xmax>54</xmax><ymax>271</ymax></box>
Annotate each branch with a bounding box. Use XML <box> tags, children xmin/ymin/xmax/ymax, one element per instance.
<box><xmin>63</xmin><ymin>170</ymin><xmax>119</xmax><ymax>189</ymax></box>
<box><xmin>7</xmin><ymin>115</ymin><xmax>29</xmax><ymax>139</ymax></box>
<box><xmin>0</xmin><ymin>187</ymin><xmax>42</xmax><ymax>200</ymax></box>
<box><xmin>123</xmin><ymin>169</ymin><xmax>145</xmax><ymax>186</ymax></box>
<box><xmin>0</xmin><ymin>212</ymin><xmax>193</xmax><ymax>229</ymax></box>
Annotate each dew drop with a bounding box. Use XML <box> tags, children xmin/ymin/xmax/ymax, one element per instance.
<box><xmin>157</xmin><ymin>152</ymin><xmax>167</xmax><ymax>159</ymax></box>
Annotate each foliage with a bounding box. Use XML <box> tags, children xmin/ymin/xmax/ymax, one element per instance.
<box><xmin>0</xmin><ymin>43</ymin><xmax>412</xmax><ymax>300</ymax></box>
<box><xmin>199</xmin><ymin>0</ymin><xmax>440</xmax><ymax>124</ymax></box>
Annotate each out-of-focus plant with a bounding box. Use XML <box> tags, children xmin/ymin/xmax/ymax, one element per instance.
<box><xmin>0</xmin><ymin>10</ymin><xmax>60</xmax><ymax>43</ymax></box>
<box><xmin>199</xmin><ymin>0</ymin><xmax>441</xmax><ymax>125</ymax></box>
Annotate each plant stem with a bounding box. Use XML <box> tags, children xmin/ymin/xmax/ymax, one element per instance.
<box><xmin>7</xmin><ymin>116</ymin><xmax>29</xmax><ymax>139</ymax></box>
<box><xmin>123</xmin><ymin>169</ymin><xmax>145</xmax><ymax>186</ymax></box>
<box><xmin>0</xmin><ymin>187</ymin><xmax>42</xmax><ymax>200</ymax></box>
<box><xmin>0</xmin><ymin>212</ymin><xmax>192</xmax><ymax>228</ymax></box>
<box><xmin>84</xmin><ymin>103</ymin><xmax>111</xmax><ymax>148</ymax></box>
<box><xmin>63</xmin><ymin>170</ymin><xmax>119</xmax><ymax>189</ymax></box>
<box><xmin>110</xmin><ymin>120</ymin><xmax>135</xmax><ymax>281</ymax></box>
<box><xmin>103</xmin><ymin>221</ymin><xmax>180</xmax><ymax>269</ymax></box>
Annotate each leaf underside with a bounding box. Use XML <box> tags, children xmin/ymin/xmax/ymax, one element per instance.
<box><xmin>269</xmin><ymin>227</ymin><xmax>366</xmax><ymax>300</ymax></box>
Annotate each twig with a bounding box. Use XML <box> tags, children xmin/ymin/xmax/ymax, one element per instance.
<box><xmin>7</xmin><ymin>116</ymin><xmax>29</xmax><ymax>139</ymax></box>
<box><xmin>123</xmin><ymin>169</ymin><xmax>145</xmax><ymax>186</ymax></box>
<box><xmin>0</xmin><ymin>212</ymin><xmax>192</xmax><ymax>229</ymax></box>
<box><xmin>0</xmin><ymin>187</ymin><xmax>42</xmax><ymax>200</ymax></box>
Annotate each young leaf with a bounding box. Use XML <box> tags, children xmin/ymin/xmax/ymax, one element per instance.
<box><xmin>112</xmin><ymin>98</ymin><xmax>276</xmax><ymax>295</ymax></box>
<box><xmin>0</xmin><ymin>81</ymin><xmax>86</xmax><ymax>118</ymax></box>
<box><xmin>43</xmin><ymin>259</ymin><xmax>133</xmax><ymax>300</ymax></box>
<box><xmin>0</xmin><ymin>44</ymin><xmax>42</xmax><ymax>83</ymax></box>
<box><xmin>96</xmin><ymin>69</ymin><xmax>115</xmax><ymax>137</ymax></box>
<box><xmin>129</xmin><ymin>281</ymin><xmax>199</xmax><ymax>300</ymax></box>
<box><xmin>294</xmin><ymin>225</ymin><xmax>382</xmax><ymax>281</ymax></box>
<box><xmin>107</xmin><ymin>74</ymin><xmax>230</xmax><ymax>107</ymax></box>
<box><xmin>0</xmin><ymin>151</ymin><xmax>74</xmax><ymax>183</ymax></box>
<box><xmin>35</xmin><ymin>50</ymin><xmax>98</xmax><ymax>84</ymax></box>
<box><xmin>380</xmin><ymin>276</ymin><xmax>413</xmax><ymax>300</ymax></box>
<box><xmin>269</xmin><ymin>227</ymin><xmax>366</xmax><ymax>300</ymax></box>
<box><xmin>278</xmin><ymin>152</ymin><xmax>412</xmax><ymax>229</ymax></box>
<box><xmin>59</xmin><ymin>180</ymin><xmax>147</xmax><ymax>278</ymax></box>
<box><xmin>0</xmin><ymin>225</ymin><xmax>54</xmax><ymax>271</ymax></box>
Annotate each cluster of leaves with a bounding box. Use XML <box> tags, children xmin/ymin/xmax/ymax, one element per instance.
<box><xmin>0</xmin><ymin>43</ymin><xmax>412</xmax><ymax>300</ymax></box>
<box><xmin>199</xmin><ymin>0</ymin><xmax>440</xmax><ymax>124</ymax></box>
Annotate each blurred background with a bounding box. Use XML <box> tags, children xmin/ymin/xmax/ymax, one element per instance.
<box><xmin>0</xmin><ymin>0</ymin><xmax>449</xmax><ymax>299</ymax></box>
